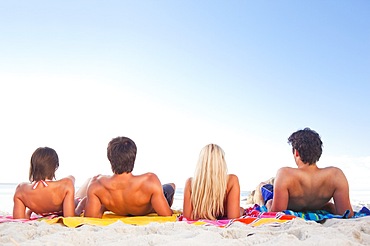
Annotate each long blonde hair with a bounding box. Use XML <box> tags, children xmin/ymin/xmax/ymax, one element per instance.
<box><xmin>190</xmin><ymin>144</ymin><xmax>228</xmax><ymax>220</ymax></box>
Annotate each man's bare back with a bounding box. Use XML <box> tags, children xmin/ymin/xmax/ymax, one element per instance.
<box><xmin>269</xmin><ymin>164</ymin><xmax>353</xmax><ymax>217</ymax></box>
<box><xmin>268</xmin><ymin>128</ymin><xmax>353</xmax><ymax>217</ymax></box>
<box><xmin>84</xmin><ymin>173</ymin><xmax>174</xmax><ymax>218</ymax></box>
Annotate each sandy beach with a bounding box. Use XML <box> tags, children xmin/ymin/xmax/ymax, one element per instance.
<box><xmin>1</xmin><ymin>184</ymin><xmax>370</xmax><ymax>245</ymax></box>
<box><xmin>1</xmin><ymin>216</ymin><xmax>370</xmax><ymax>245</ymax></box>
<box><xmin>1</xmin><ymin>204</ymin><xmax>370</xmax><ymax>246</ymax></box>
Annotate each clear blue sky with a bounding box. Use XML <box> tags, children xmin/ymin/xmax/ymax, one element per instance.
<box><xmin>0</xmin><ymin>1</ymin><xmax>369</xmax><ymax>195</ymax></box>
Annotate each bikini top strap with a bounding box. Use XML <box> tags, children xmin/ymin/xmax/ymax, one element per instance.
<box><xmin>32</xmin><ymin>180</ymin><xmax>49</xmax><ymax>189</ymax></box>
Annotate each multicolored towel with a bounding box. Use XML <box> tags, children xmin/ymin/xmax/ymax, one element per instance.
<box><xmin>0</xmin><ymin>215</ymin><xmax>39</xmax><ymax>223</ymax></box>
<box><xmin>283</xmin><ymin>209</ymin><xmax>350</xmax><ymax>221</ymax></box>
<box><xmin>254</xmin><ymin>204</ymin><xmax>370</xmax><ymax>222</ymax></box>
<box><xmin>2</xmin><ymin>205</ymin><xmax>369</xmax><ymax>227</ymax></box>
<box><xmin>179</xmin><ymin>205</ymin><xmax>297</xmax><ymax>228</ymax></box>
<box><xmin>0</xmin><ymin>212</ymin><xmax>181</xmax><ymax>228</ymax></box>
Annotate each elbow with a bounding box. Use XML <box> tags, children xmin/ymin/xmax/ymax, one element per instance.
<box><xmin>163</xmin><ymin>210</ymin><xmax>173</xmax><ymax>216</ymax></box>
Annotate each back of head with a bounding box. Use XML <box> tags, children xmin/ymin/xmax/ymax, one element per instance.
<box><xmin>288</xmin><ymin>127</ymin><xmax>323</xmax><ymax>165</ymax></box>
<box><xmin>107</xmin><ymin>137</ymin><xmax>137</xmax><ymax>174</ymax></box>
<box><xmin>191</xmin><ymin>144</ymin><xmax>228</xmax><ymax>220</ymax></box>
<box><xmin>29</xmin><ymin>147</ymin><xmax>59</xmax><ymax>182</ymax></box>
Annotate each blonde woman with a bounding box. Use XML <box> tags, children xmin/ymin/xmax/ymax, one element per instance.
<box><xmin>183</xmin><ymin>144</ymin><xmax>243</xmax><ymax>220</ymax></box>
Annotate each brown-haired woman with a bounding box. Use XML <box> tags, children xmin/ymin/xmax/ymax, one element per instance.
<box><xmin>13</xmin><ymin>147</ymin><xmax>82</xmax><ymax>219</ymax></box>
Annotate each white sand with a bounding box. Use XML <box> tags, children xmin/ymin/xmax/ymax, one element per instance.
<box><xmin>1</xmin><ymin>216</ymin><xmax>370</xmax><ymax>245</ymax></box>
<box><xmin>1</xmin><ymin>202</ymin><xmax>369</xmax><ymax>245</ymax></box>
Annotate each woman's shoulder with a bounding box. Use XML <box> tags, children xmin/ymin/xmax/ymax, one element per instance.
<box><xmin>14</xmin><ymin>182</ymin><xmax>33</xmax><ymax>199</ymax></box>
<box><xmin>184</xmin><ymin>177</ymin><xmax>193</xmax><ymax>191</ymax></box>
<box><xmin>227</xmin><ymin>174</ymin><xmax>239</xmax><ymax>181</ymax></box>
<box><xmin>15</xmin><ymin>182</ymin><xmax>31</xmax><ymax>191</ymax></box>
<box><xmin>227</xmin><ymin>174</ymin><xmax>240</xmax><ymax>187</ymax></box>
<box><xmin>185</xmin><ymin>177</ymin><xmax>192</xmax><ymax>185</ymax></box>
<box><xmin>54</xmin><ymin>177</ymin><xmax>75</xmax><ymax>188</ymax></box>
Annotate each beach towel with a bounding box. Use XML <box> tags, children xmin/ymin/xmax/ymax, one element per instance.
<box><xmin>282</xmin><ymin>209</ymin><xmax>350</xmax><ymax>221</ymax></box>
<box><xmin>0</xmin><ymin>212</ymin><xmax>180</xmax><ymax>228</ymax></box>
<box><xmin>178</xmin><ymin>216</ymin><xmax>295</xmax><ymax>228</ymax></box>
<box><xmin>2</xmin><ymin>205</ymin><xmax>369</xmax><ymax>228</ymax></box>
<box><xmin>251</xmin><ymin>204</ymin><xmax>370</xmax><ymax>222</ymax></box>
<box><xmin>44</xmin><ymin>212</ymin><xmax>180</xmax><ymax>228</ymax></box>
<box><xmin>0</xmin><ymin>215</ymin><xmax>39</xmax><ymax>223</ymax></box>
<box><xmin>357</xmin><ymin>206</ymin><xmax>370</xmax><ymax>216</ymax></box>
<box><xmin>178</xmin><ymin>205</ymin><xmax>296</xmax><ymax>228</ymax></box>
<box><xmin>283</xmin><ymin>207</ymin><xmax>370</xmax><ymax>221</ymax></box>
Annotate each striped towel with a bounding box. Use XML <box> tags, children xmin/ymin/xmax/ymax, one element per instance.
<box><xmin>252</xmin><ymin>204</ymin><xmax>370</xmax><ymax>222</ymax></box>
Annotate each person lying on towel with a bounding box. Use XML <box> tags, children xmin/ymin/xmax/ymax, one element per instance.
<box><xmin>265</xmin><ymin>128</ymin><xmax>353</xmax><ymax>217</ymax></box>
<box><xmin>183</xmin><ymin>144</ymin><xmax>244</xmax><ymax>220</ymax></box>
<box><xmin>82</xmin><ymin>136</ymin><xmax>175</xmax><ymax>218</ymax></box>
<box><xmin>13</xmin><ymin>147</ymin><xmax>83</xmax><ymax>219</ymax></box>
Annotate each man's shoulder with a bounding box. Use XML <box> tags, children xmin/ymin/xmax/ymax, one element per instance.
<box><xmin>136</xmin><ymin>172</ymin><xmax>160</xmax><ymax>181</ymax></box>
<box><xmin>142</xmin><ymin>172</ymin><xmax>158</xmax><ymax>177</ymax></box>
<box><xmin>92</xmin><ymin>174</ymin><xmax>110</xmax><ymax>181</ymax></box>
<box><xmin>88</xmin><ymin>175</ymin><xmax>111</xmax><ymax>190</ymax></box>
<box><xmin>275</xmin><ymin>167</ymin><xmax>300</xmax><ymax>183</ymax></box>
<box><xmin>321</xmin><ymin>166</ymin><xmax>342</xmax><ymax>171</ymax></box>
<box><xmin>276</xmin><ymin>166</ymin><xmax>295</xmax><ymax>174</ymax></box>
<box><xmin>135</xmin><ymin>173</ymin><xmax>163</xmax><ymax>192</ymax></box>
<box><xmin>320</xmin><ymin>166</ymin><xmax>345</xmax><ymax>175</ymax></box>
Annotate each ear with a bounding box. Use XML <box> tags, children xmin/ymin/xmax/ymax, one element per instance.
<box><xmin>294</xmin><ymin>149</ymin><xmax>300</xmax><ymax>157</ymax></box>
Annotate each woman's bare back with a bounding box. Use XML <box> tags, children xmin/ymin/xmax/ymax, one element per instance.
<box><xmin>13</xmin><ymin>178</ymin><xmax>75</xmax><ymax>218</ymax></box>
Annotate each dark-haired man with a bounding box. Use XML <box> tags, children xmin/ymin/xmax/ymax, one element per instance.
<box><xmin>84</xmin><ymin>137</ymin><xmax>175</xmax><ymax>218</ymax></box>
<box><xmin>267</xmin><ymin>128</ymin><xmax>353</xmax><ymax>217</ymax></box>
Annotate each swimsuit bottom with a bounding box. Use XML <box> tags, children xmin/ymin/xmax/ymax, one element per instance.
<box><xmin>261</xmin><ymin>184</ymin><xmax>274</xmax><ymax>205</ymax></box>
<box><xmin>162</xmin><ymin>183</ymin><xmax>175</xmax><ymax>206</ymax></box>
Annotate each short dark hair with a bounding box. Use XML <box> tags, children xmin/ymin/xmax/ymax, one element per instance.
<box><xmin>107</xmin><ymin>137</ymin><xmax>137</xmax><ymax>174</ymax></box>
<box><xmin>29</xmin><ymin>147</ymin><xmax>59</xmax><ymax>182</ymax></box>
<box><xmin>288</xmin><ymin>128</ymin><xmax>323</xmax><ymax>165</ymax></box>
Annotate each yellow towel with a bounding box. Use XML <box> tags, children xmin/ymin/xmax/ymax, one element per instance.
<box><xmin>44</xmin><ymin>211</ymin><xmax>180</xmax><ymax>228</ymax></box>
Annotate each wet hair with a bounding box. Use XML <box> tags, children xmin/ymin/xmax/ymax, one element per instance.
<box><xmin>29</xmin><ymin>147</ymin><xmax>59</xmax><ymax>182</ymax></box>
<box><xmin>107</xmin><ymin>137</ymin><xmax>137</xmax><ymax>174</ymax></box>
<box><xmin>288</xmin><ymin>128</ymin><xmax>323</xmax><ymax>165</ymax></box>
<box><xmin>190</xmin><ymin>144</ymin><xmax>228</xmax><ymax>220</ymax></box>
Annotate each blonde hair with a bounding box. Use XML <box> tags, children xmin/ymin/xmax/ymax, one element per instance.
<box><xmin>190</xmin><ymin>144</ymin><xmax>228</xmax><ymax>220</ymax></box>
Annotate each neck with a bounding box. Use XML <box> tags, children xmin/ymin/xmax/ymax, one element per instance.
<box><xmin>297</xmin><ymin>161</ymin><xmax>317</xmax><ymax>168</ymax></box>
<box><xmin>113</xmin><ymin>172</ymin><xmax>133</xmax><ymax>177</ymax></box>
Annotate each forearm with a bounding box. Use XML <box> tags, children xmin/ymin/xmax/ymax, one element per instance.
<box><xmin>13</xmin><ymin>198</ymin><xmax>27</xmax><ymax>219</ymax></box>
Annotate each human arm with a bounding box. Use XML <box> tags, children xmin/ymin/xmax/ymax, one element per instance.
<box><xmin>269</xmin><ymin>168</ymin><xmax>290</xmax><ymax>212</ymax></box>
<box><xmin>65</xmin><ymin>175</ymin><xmax>75</xmax><ymax>185</ymax></box>
<box><xmin>84</xmin><ymin>181</ymin><xmax>104</xmax><ymax>218</ymax></box>
<box><xmin>13</xmin><ymin>190</ymin><xmax>27</xmax><ymax>219</ymax></box>
<box><xmin>149</xmin><ymin>175</ymin><xmax>173</xmax><ymax>216</ymax></box>
<box><xmin>332</xmin><ymin>168</ymin><xmax>354</xmax><ymax>217</ymax></box>
<box><xmin>226</xmin><ymin>174</ymin><xmax>242</xmax><ymax>219</ymax></box>
<box><xmin>62</xmin><ymin>178</ymin><xmax>76</xmax><ymax>217</ymax></box>
<box><xmin>182</xmin><ymin>178</ymin><xmax>193</xmax><ymax>219</ymax></box>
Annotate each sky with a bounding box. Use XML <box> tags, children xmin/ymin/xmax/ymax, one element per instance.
<box><xmin>0</xmin><ymin>1</ymin><xmax>369</xmax><ymax>197</ymax></box>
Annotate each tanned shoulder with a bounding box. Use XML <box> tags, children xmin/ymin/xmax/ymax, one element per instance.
<box><xmin>143</xmin><ymin>172</ymin><xmax>158</xmax><ymax>179</ymax></box>
<box><xmin>276</xmin><ymin>167</ymin><xmax>293</xmax><ymax>176</ymax></box>
<box><xmin>324</xmin><ymin>166</ymin><xmax>343</xmax><ymax>172</ymax></box>
<box><xmin>141</xmin><ymin>172</ymin><xmax>161</xmax><ymax>184</ymax></box>
<box><xmin>227</xmin><ymin>174</ymin><xmax>239</xmax><ymax>183</ymax></box>
<box><xmin>14</xmin><ymin>183</ymin><xmax>27</xmax><ymax>198</ymax></box>
<box><xmin>87</xmin><ymin>176</ymin><xmax>105</xmax><ymax>193</ymax></box>
<box><xmin>61</xmin><ymin>177</ymin><xmax>74</xmax><ymax>187</ymax></box>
